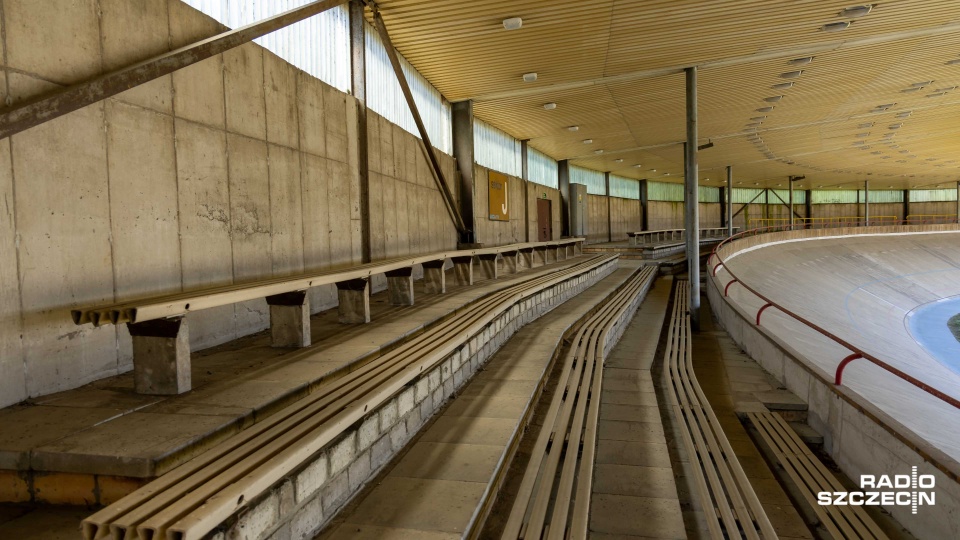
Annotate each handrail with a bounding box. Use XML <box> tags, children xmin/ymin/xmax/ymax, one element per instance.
<box><xmin>708</xmin><ymin>219</ymin><xmax>960</xmax><ymax>411</ymax></box>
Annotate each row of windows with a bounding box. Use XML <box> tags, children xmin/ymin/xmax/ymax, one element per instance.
<box><xmin>181</xmin><ymin>2</ymin><xmax>958</xmax><ymax>204</ymax></box>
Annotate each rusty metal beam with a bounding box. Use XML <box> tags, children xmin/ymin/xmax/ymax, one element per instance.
<box><xmin>371</xmin><ymin>9</ymin><xmax>469</xmax><ymax>237</ymax></box>
<box><xmin>0</xmin><ymin>0</ymin><xmax>349</xmax><ymax>140</ymax></box>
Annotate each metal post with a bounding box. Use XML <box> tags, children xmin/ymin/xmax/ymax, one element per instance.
<box><xmin>349</xmin><ymin>0</ymin><xmax>370</xmax><ymax>263</ymax></box>
<box><xmin>640</xmin><ymin>179</ymin><xmax>649</xmax><ymax>231</ymax></box>
<box><xmin>684</xmin><ymin>66</ymin><xmax>701</xmax><ymax>330</ymax></box>
<box><xmin>956</xmin><ymin>181</ymin><xmax>959</xmax><ymax>223</ymax></box>
<box><xmin>726</xmin><ymin>165</ymin><xmax>733</xmax><ymax>236</ymax></box>
<box><xmin>805</xmin><ymin>189</ymin><xmax>813</xmax><ymax>228</ymax></box>
<box><xmin>903</xmin><ymin>189</ymin><xmax>910</xmax><ymax>223</ymax></box>
<box><xmin>452</xmin><ymin>101</ymin><xmax>476</xmax><ymax>244</ymax></box>
<box><xmin>559</xmin><ymin>160</ymin><xmax>571</xmax><ymax>237</ymax></box>
<box><xmin>864</xmin><ymin>180</ymin><xmax>870</xmax><ymax>226</ymax></box>
<box><xmin>521</xmin><ymin>140</ymin><xmax>530</xmax><ymax>242</ymax></box>
<box><xmin>789</xmin><ymin>178</ymin><xmax>794</xmax><ymax>228</ymax></box>
<box><xmin>605</xmin><ymin>172</ymin><xmax>613</xmax><ymax>243</ymax></box>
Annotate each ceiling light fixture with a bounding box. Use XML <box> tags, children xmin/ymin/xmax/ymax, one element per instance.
<box><xmin>927</xmin><ymin>92</ymin><xmax>946</xmax><ymax>97</ymax></box>
<box><xmin>858</xmin><ymin>122</ymin><xmax>874</xmax><ymax>128</ymax></box>
<box><xmin>874</xmin><ymin>103</ymin><xmax>895</xmax><ymax>111</ymax></box>
<box><xmin>751</xmin><ymin>116</ymin><xmax>767</xmax><ymax>121</ymax></box>
<box><xmin>772</xmin><ymin>82</ymin><xmax>795</xmax><ymax>90</ymax></box>
<box><xmin>633</xmin><ymin>164</ymin><xmax>643</xmax><ymax>168</ymax></box>
<box><xmin>788</xmin><ymin>56</ymin><xmax>814</xmax><ymax>66</ymax></box>
<box><xmin>896</xmin><ymin>112</ymin><xmax>912</xmax><ymax>118</ymax></box>
<box><xmin>839</xmin><ymin>5</ymin><xmax>873</xmax><ymax>18</ymax></box>
<box><xmin>912</xmin><ymin>81</ymin><xmax>933</xmax><ymax>87</ymax></box>
<box><xmin>757</xmin><ymin>106</ymin><xmax>775</xmax><ymax>112</ymax></box>
<box><xmin>582</xmin><ymin>139</ymin><xmax>593</xmax><ymax>144</ymax></box>
<box><xmin>901</xmin><ymin>87</ymin><xmax>921</xmax><ymax>93</ymax></box>
<box><xmin>856</xmin><ymin>132</ymin><xmax>870</xmax><ymax>137</ymax></box>
<box><xmin>614</xmin><ymin>158</ymin><xmax>623</xmax><ymax>163</ymax></box>
<box><xmin>764</xmin><ymin>95</ymin><xmax>784</xmax><ymax>102</ymax></box>
<box><xmin>522</xmin><ymin>72</ymin><xmax>538</xmax><ymax>82</ymax></box>
<box><xmin>594</xmin><ymin>149</ymin><xmax>604</xmax><ymax>154</ymax></box>
<box><xmin>543</xmin><ymin>102</ymin><xmax>557</xmax><ymax>110</ymax></box>
<box><xmin>502</xmin><ymin>17</ymin><xmax>523</xmax><ymax>30</ymax></box>
<box><xmin>780</xmin><ymin>70</ymin><xmax>804</xmax><ymax>79</ymax></box>
<box><xmin>567</xmin><ymin>125</ymin><xmax>579</xmax><ymax>132</ymax></box>
<box><xmin>822</xmin><ymin>21</ymin><xmax>851</xmax><ymax>32</ymax></box>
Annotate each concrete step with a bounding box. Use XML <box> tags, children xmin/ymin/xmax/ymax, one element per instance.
<box><xmin>789</xmin><ymin>421</ymin><xmax>824</xmax><ymax>447</ymax></box>
<box><xmin>756</xmin><ymin>390</ymin><xmax>808</xmax><ymax>422</ymax></box>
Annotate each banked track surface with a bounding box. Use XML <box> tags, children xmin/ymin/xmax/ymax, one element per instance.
<box><xmin>665</xmin><ymin>282</ymin><xmax>776</xmax><ymax>540</ymax></box>
<box><xmin>499</xmin><ymin>266</ymin><xmax>658</xmax><ymax>540</ymax></box>
<box><xmin>82</xmin><ymin>254</ymin><xmax>616</xmax><ymax>540</ymax></box>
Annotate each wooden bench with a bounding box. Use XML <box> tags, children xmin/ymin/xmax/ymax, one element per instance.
<box><xmin>80</xmin><ymin>254</ymin><xmax>612</xmax><ymax>540</ymax></box>
<box><xmin>70</xmin><ymin>239</ymin><xmax>583</xmax><ymax>396</ymax></box>
<box><xmin>745</xmin><ymin>411</ymin><xmax>889</xmax><ymax>539</ymax></box>
<box><xmin>663</xmin><ymin>282</ymin><xmax>776</xmax><ymax>539</ymax></box>
<box><xmin>628</xmin><ymin>227</ymin><xmax>739</xmax><ymax>246</ymax></box>
<box><xmin>500</xmin><ymin>266</ymin><xmax>657</xmax><ymax>539</ymax></box>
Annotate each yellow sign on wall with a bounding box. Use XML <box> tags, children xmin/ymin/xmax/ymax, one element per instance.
<box><xmin>488</xmin><ymin>171</ymin><xmax>509</xmax><ymax>221</ymax></box>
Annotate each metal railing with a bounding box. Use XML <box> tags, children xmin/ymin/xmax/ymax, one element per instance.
<box><xmin>708</xmin><ymin>219</ymin><xmax>960</xmax><ymax>412</ymax></box>
<box><xmin>906</xmin><ymin>214</ymin><xmax>959</xmax><ymax>224</ymax></box>
<box><xmin>748</xmin><ymin>216</ymin><xmax>899</xmax><ymax>228</ymax></box>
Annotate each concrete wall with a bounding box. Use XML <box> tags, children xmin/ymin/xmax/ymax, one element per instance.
<box><xmin>473</xmin><ymin>165</ymin><xmax>527</xmax><ymax>246</ymax></box>
<box><xmin>585</xmin><ymin>195</ymin><xmax>641</xmax><ymax>243</ymax></box>
<box><xmin>610</xmin><ymin>197</ymin><xmax>643</xmax><ymax>242</ymax></box>
<box><xmin>526</xmin><ymin>184</ymin><xmax>562</xmax><ymax>243</ymax></box>
<box><xmin>647</xmin><ymin>202</ymin><xmax>721</xmax><ymax>230</ymax></box>
<box><xmin>586</xmin><ymin>194</ymin><xmax>609</xmax><ymax>244</ymax></box>
<box><xmin>0</xmin><ymin>0</ymin><xmax>457</xmax><ymax>407</ymax></box>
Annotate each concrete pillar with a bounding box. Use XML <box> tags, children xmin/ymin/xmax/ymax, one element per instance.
<box><xmin>422</xmin><ymin>260</ymin><xmax>446</xmax><ymax>294</ymax></box>
<box><xmin>503</xmin><ymin>251</ymin><xmax>519</xmax><ymax>273</ymax></box>
<box><xmin>903</xmin><ymin>189</ymin><xmax>911</xmax><ymax>223</ymax></box>
<box><xmin>726</xmin><ymin>166</ymin><xmax>733</xmax><ymax>236</ymax></box>
<box><xmin>558</xmin><ymin>160</ymin><xmax>570</xmax><ymax>237</ymax></box>
<box><xmin>453</xmin><ymin>256</ymin><xmax>474</xmax><ymax>285</ymax></box>
<box><xmin>787</xmin><ymin>179</ymin><xmax>793</xmax><ymax>229</ymax></box>
<box><xmin>605</xmin><ymin>171</ymin><xmax>613</xmax><ymax>243</ymax></box>
<box><xmin>385</xmin><ymin>267</ymin><xmax>414</xmax><ymax>306</ymax></box>
<box><xmin>350</xmin><ymin>0</ymin><xmax>371</xmax><ymax>263</ymax></box>
<box><xmin>129</xmin><ymin>317</ymin><xmax>190</xmax><ymax>395</ymax></box>
<box><xmin>535</xmin><ymin>246</ymin><xmax>548</xmax><ymax>266</ymax></box>
<box><xmin>521</xmin><ymin>140</ymin><xmax>531</xmax><ymax>242</ymax></box>
<box><xmin>956</xmin><ymin>181</ymin><xmax>959</xmax><ymax>222</ymax></box>
<box><xmin>864</xmin><ymin>180</ymin><xmax>870</xmax><ymax>226</ymax></box>
<box><xmin>684</xmin><ymin>66</ymin><xmax>701</xmax><ymax>331</ymax></box>
<box><xmin>640</xmin><ymin>179</ymin><xmax>649</xmax><ymax>231</ymax></box>
<box><xmin>805</xmin><ymin>189</ymin><xmax>813</xmax><ymax>228</ymax></box>
<box><xmin>479</xmin><ymin>254</ymin><xmax>499</xmax><ymax>280</ymax></box>
<box><xmin>266</xmin><ymin>290</ymin><xmax>310</xmax><ymax>348</ymax></box>
<box><xmin>336</xmin><ymin>278</ymin><xmax>371</xmax><ymax>324</ymax></box>
<box><xmin>452</xmin><ymin>101</ymin><xmax>477</xmax><ymax>244</ymax></box>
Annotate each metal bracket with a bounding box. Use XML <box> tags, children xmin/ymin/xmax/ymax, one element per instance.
<box><xmin>834</xmin><ymin>353</ymin><xmax>864</xmax><ymax>385</ymax></box>
<box><xmin>724</xmin><ymin>278</ymin><xmax>739</xmax><ymax>296</ymax></box>
<box><xmin>756</xmin><ymin>302</ymin><xmax>774</xmax><ymax>325</ymax></box>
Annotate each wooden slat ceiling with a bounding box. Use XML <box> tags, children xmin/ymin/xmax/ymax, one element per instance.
<box><xmin>373</xmin><ymin>0</ymin><xmax>960</xmax><ymax>189</ymax></box>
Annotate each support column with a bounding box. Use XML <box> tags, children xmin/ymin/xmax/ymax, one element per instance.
<box><xmin>805</xmin><ymin>189</ymin><xmax>813</xmax><ymax>228</ymax></box>
<box><xmin>521</xmin><ymin>140</ymin><xmax>531</xmax><ymax>242</ymax></box>
<box><xmin>521</xmin><ymin>248</ymin><xmax>537</xmax><ymax>269</ymax></box>
<box><xmin>789</xmin><ymin>177</ymin><xmax>795</xmax><ymax>228</ymax></box>
<box><xmin>956</xmin><ymin>181</ymin><xmax>959</xmax><ymax>222</ymax></box>
<box><xmin>719</xmin><ymin>187</ymin><xmax>727</xmax><ymax>230</ymax></box>
<box><xmin>684</xmin><ymin>67</ymin><xmax>701</xmax><ymax>330</ymax></box>
<box><xmin>349</xmin><ymin>0</ymin><xmax>371</xmax><ymax>263</ymax></box>
<box><xmin>452</xmin><ymin>256</ymin><xmax>474</xmax><ymax>285</ymax></box>
<box><xmin>129</xmin><ymin>317</ymin><xmax>190</xmax><ymax>395</ymax></box>
<box><xmin>558</xmin><ymin>159</ymin><xmax>571</xmax><ymax>237</ymax></box>
<box><xmin>422</xmin><ymin>260</ymin><xmax>446</xmax><ymax>294</ymax></box>
<box><xmin>266</xmin><ymin>290</ymin><xmax>310</xmax><ymax>348</ymax></box>
<box><xmin>605</xmin><ymin>171</ymin><xmax>613</xmax><ymax>243</ymax></box>
<box><xmin>385</xmin><ymin>267</ymin><xmax>414</xmax><ymax>306</ymax></box>
<box><xmin>903</xmin><ymin>189</ymin><xmax>911</xmax><ymax>223</ymax></box>
<box><xmin>336</xmin><ymin>278</ymin><xmax>370</xmax><ymax>324</ymax></box>
<box><xmin>452</xmin><ymin>101</ymin><xmax>477</xmax><ymax>244</ymax></box>
<box><xmin>864</xmin><ymin>180</ymin><xmax>870</xmax><ymax>226</ymax></box>
<box><xmin>726</xmin><ymin>166</ymin><xmax>733</xmax><ymax>236</ymax></box>
<box><xmin>479</xmin><ymin>254</ymin><xmax>499</xmax><ymax>280</ymax></box>
<box><xmin>639</xmin><ymin>179</ymin><xmax>649</xmax><ymax>231</ymax></box>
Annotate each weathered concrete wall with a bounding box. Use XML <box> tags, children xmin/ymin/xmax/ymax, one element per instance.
<box><xmin>473</xmin><ymin>165</ymin><xmax>527</xmax><ymax>246</ymax></box>
<box><xmin>0</xmin><ymin>0</ymin><xmax>457</xmax><ymax>406</ymax></box>
<box><xmin>586</xmin><ymin>194</ymin><xmax>610</xmax><ymax>243</ymax></box>
<box><xmin>584</xmin><ymin>195</ymin><xmax>641</xmax><ymax>243</ymax></box>
<box><xmin>647</xmin><ymin>202</ymin><xmax>720</xmax><ymax>230</ymax></box>
<box><xmin>909</xmin><ymin>201</ymin><xmax>956</xmax><ymax>220</ymax></box>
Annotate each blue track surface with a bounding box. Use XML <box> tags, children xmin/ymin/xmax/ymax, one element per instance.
<box><xmin>908</xmin><ymin>296</ymin><xmax>960</xmax><ymax>376</ymax></box>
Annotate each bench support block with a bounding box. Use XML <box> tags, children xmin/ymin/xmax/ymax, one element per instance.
<box><xmin>267</xmin><ymin>291</ymin><xmax>311</xmax><ymax>348</ymax></box>
<box><xmin>423</xmin><ymin>260</ymin><xmax>446</xmax><ymax>294</ymax></box>
<box><xmin>533</xmin><ymin>248</ymin><xmax>546</xmax><ymax>267</ymax></box>
<box><xmin>386</xmin><ymin>268</ymin><xmax>415</xmax><ymax>306</ymax></box>
<box><xmin>453</xmin><ymin>256</ymin><xmax>474</xmax><ymax>286</ymax></box>
<box><xmin>129</xmin><ymin>317</ymin><xmax>191</xmax><ymax>395</ymax></box>
<box><xmin>336</xmin><ymin>279</ymin><xmax>371</xmax><ymax>324</ymax></box>
<box><xmin>503</xmin><ymin>252</ymin><xmax>519</xmax><ymax>274</ymax></box>
<box><xmin>479</xmin><ymin>254</ymin><xmax>499</xmax><ymax>280</ymax></box>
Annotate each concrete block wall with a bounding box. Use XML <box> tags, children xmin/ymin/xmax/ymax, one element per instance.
<box><xmin>584</xmin><ymin>195</ymin><xmax>642</xmax><ymax>244</ymax></box>
<box><xmin>206</xmin><ymin>257</ymin><xmax>620</xmax><ymax>540</ymax></box>
<box><xmin>646</xmin><ymin>202</ymin><xmax>722</xmax><ymax>231</ymax></box>
<box><xmin>473</xmin><ymin>165</ymin><xmax>528</xmax><ymax>246</ymax></box>
<box><xmin>586</xmin><ymin>194</ymin><xmax>609</xmax><ymax>244</ymax></box>
<box><xmin>0</xmin><ymin>0</ymin><xmax>459</xmax><ymax>407</ymax></box>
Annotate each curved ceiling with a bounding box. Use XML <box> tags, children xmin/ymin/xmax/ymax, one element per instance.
<box><xmin>372</xmin><ymin>0</ymin><xmax>960</xmax><ymax>190</ymax></box>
